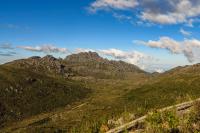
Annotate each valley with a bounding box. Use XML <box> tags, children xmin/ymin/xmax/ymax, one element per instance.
<box><xmin>1</xmin><ymin>52</ymin><xmax>200</xmax><ymax>133</ymax></box>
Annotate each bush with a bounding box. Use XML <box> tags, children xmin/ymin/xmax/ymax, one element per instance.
<box><xmin>145</xmin><ymin>110</ymin><xmax>179</xmax><ymax>133</ymax></box>
<box><xmin>180</xmin><ymin>101</ymin><xmax>200</xmax><ymax>132</ymax></box>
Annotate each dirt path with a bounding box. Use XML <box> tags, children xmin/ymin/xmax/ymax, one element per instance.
<box><xmin>106</xmin><ymin>98</ymin><xmax>200</xmax><ymax>133</ymax></box>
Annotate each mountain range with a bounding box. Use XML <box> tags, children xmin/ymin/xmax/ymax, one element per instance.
<box><xmin>1</xmin><ymin>52</ymin><xmax>200</xmax><ymax>133</ymax></box>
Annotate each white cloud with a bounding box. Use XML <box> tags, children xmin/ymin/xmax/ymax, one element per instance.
<box><xmin>180</xmin><ymin>28</ymin><xmax>191</xmax><ymax>36</ymax></box>
<box><xmin>134</xmin><ymin>37</ymin><xmax>182</xmax><ymax>54</ymax></box>
<box><xmin>141</xmin><ymin>0</ymin><xmax>200</xmax><ymax>24</ymax></box>
<box><xmin>135</xmin><ymin>37</ymin><xmax>200</xmax><ymax>63</ymax></box>
<box><xmin>140</xmin><ymin>12</ymin><xmax>182</xmax><ymax>25</ymax></box>
<box><xmin>112</xmin><ymin>13</ymin><xmax>132</xmax><ymax>21</ymax></box>
<box><xmin>74</xmin><ymin>48</ymin><xmax>95</xmax><ymax>53</ymax></box>
<box><xmin>18</xmin><ymin>45</ymin><xmax>68</xmax><ymax>54</ymax></box>
<box><xmin>89</xmin><ymin>0</ymin><xmax>200</xmax><ymax>25</ymax></box>
<box><xmin>89</xmin><ymin>0</ymin><xmax>138</xmax><ymax>12</ymax></box>
<box><xmin>154</xmin><ymin>68</ymin><xmax>164</xmax><ymax>73</ymax></box>
<box><xmin>98</xmin><ymin>48</ymin><xmax>153</xmax><ymax>65</ymax></box>
<box><xmin>0</xmin><ymin>43</ymin><xmax>14</xmax><ymax>49</ymax></box>
<box><xmin>186</xmin><ymin>19</ymin><xmax>195</xmax><ymax>27</ymax></box>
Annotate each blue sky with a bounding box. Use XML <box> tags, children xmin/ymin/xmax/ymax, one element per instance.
<box><xmin>0</xmin><ymin>0</ymin><xmax>200</xmax><ymax>72</ymax></box>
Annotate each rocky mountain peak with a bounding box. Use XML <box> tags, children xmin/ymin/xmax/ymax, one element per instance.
<box><xmin>42</xmin><ymin>55</ymin><xmax>57</xmax><ymax>62</ymax></box>
<box><xmin>29</xmin><ymin>56</ymin><xmax>41</xmax><ymax>60</ymax></box>
<box><xmin>65</xmin><ymin>51</ymin><xmax>103</xmax><ymax>62</ymax></box>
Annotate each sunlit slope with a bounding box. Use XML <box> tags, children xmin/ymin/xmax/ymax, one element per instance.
<box><xmin>126</xmin><ymin>64</ymin><xmax>200</xmax><ymax>112</ymax></box>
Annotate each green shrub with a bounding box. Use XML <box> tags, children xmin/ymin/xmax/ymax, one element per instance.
<box><xmin>145</xmin><ymin>110</ymin><xmax>179</xmax><ymax>133</ymax></box>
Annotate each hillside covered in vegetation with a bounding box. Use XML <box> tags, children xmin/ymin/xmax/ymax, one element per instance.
<box><xmin>0</xmin><ymin>52</ymin><xmax>200</xmax><ymax>133</ymax></box>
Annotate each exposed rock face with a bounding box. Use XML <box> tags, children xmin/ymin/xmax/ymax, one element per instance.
<box><xmin>5</xmin><ymin>55</ymin><xmax>65</xmax><ymax>75</ymax></box>
<box><xmin>28</xmin><ymin>56</ymin><xmax>41</xmax><ymax>60</ymax></box>
<box><xmin>42</xmin><ymin>55</ymin><xmax>57</xmax><ymax>62</ymax></box>
<box><xmin>64</xmin><ymin>52</ymin><xmax>147</xmax><ymax>79</ymax></box>
<box><xmin>65</xmin><ymin>52</ymin><xmax>103</xmax><ymax>63</ymax></box>
<box><xmin>65</xmin><ymin>51</ymin><xmax>146</xmax><ymax>73</ymax></box>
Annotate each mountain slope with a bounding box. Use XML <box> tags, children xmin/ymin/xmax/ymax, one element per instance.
<box><xmin>126</xmin><ymin>63</ymin><xmax>200</xmax><ymax>113</ymax></box>
<box><xmin>64</xmin><ymin>52</ymin><xmax>148</xmax><ymax>79</ymax></box>
<box><xmin>0</xmin><ymin>65</ymin><xmax>90</xmax><ymax>127</ymax></box>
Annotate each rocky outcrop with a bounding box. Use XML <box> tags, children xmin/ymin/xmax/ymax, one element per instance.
<box><xmin>5</xmin><ymin>55</ymin><xmax>67</xmax><ymax>76</ymax></box>
<box><xmin>42</xmin><ymin>55</ymin><xmax>57</xmax><ymax>62</ymax></box>
<box><xmin>28</xmin><ymin>56</ymin><xmax>41</xmax><ymax>60</ymax></box>
<box><xmin>65</xmin><ymin>51</ymin><xmax>103</xmax><ymax>63</ymax></box>
<box><xmin>64</xmin><ymin>52</ymin><xmax>147</xmax><ymax>76</ymax></box>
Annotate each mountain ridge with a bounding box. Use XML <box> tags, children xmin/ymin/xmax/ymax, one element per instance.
<box><xmin>5</xmin><ymin>52</ymin><xmax>148</xmax><ymax>79</ymax></box>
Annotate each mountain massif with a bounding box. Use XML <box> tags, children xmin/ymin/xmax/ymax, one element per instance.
<box><xmin>5</xmin><ymin>52</ymin><xmax>147</xmax><ymax>79</ymax></box>
<box><xmin>0</xmin><ymin>52</ymin><xmax>200</xmax><ymax>133</ymax></box>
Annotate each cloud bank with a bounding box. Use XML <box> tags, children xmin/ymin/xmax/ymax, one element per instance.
<box><xmin>135</xmin><ymin>37</ymin><xmax>200</xmax><ymax>63</ymax></box>
<box><xmin>89</xmin><ymin>0</ymin><xmax>200</xmax><ymax>25</ymax></box>
<box><xmin>0</xmin><ymin>43</ymin><xmax>14</xmax><ymax>49</ymax></box>
<box><xmin>0</xmin><ymin>51</ymin><xmax>16</xmax><ymax>57</ymax></box>
<box><xmin>180</xmin><ymin>28</ymin><xmax>191</xmax><ymax>36</ymax></box>
<box><xmin>75</xmin><ymin>48</ymin><xmax>95</xmax><ymax>53</ymax></box>
<box><xmin>0</xmin><ymin>43</ymin><xmax>16</xmax><ymax>57</ymax></box>
<box><xmin>140</xmin><ymin>0</ymin><xmax>200</xmax><ymax>24</ymax></box>
<box><xmin>99</xmin><ymin>48</ymin><xmax>151</xmax><ymax>65</ymax></box>
<box><xmin>18</xmin><ymin>45</ymin><xmax>68</xmax><ymax>54</ymax></box>
<box><xmin>154</xmin><ymin>68</ymin><xmax>164</xmax><ymax>73</ymax></box>
<box><xmin>89</xmin><ymin>0</ymin><xmax>138</xmax><ymax>12</ymax></box>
